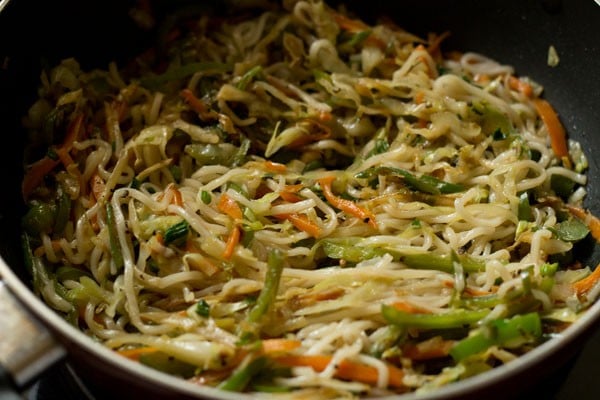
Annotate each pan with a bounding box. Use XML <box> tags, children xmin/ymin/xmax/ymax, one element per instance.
<box><xmin>1</xmin><ymin>0</ymin><xmax>600</xmax><ymax>399</ymax></box>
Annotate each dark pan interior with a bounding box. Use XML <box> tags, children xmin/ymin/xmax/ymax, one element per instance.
<box><xmin>0</xmin><ymin>0</ymin><xmax>599</xmax><ymax>398</ymax></box>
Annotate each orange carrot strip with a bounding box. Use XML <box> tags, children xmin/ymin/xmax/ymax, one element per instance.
<box><xmin>166</xmin><ymin>184</ymin><xmax>184</xmax><ymax>207</ymax></box>
<box><xmin>261</xmin><ymin>339</ymin><xmax>301</xmax><ymax>354</ymax></box>
<box><xmin>21</xmin><ymin>113</ymin><xmax>84</xmax><ymax>200</ymax></box>
<box><xmin>282</xmin><ymin>184</ymin><xmax>304</xmax><ymax>193</ymax></box>
<box><xmin>180</xmin><ymin>88</ymin><xmax>217</xmax><ymax>120</ymax></box>
<box><xmin>264</xmin><ymin>161</ymin><xmax>287</xmax><ymax>173</ymax></box>
<box><xmin>533</xmin><ymin>98</ymin><xmax>569</xmax><ymax>159</ymax></box>
<box><xmin>55</xmin><ymin>146</ymin><xmax>75</xmax><ymax>168</ymax></box>
<box><xmin>274</xmin><ymin>213</ymin><xmax>322</xmax><ymax>238</ymax></box>
<box><xmin>223</xmin><ymin>225</ymin><xmax>240</xmax><ymax>260</ymax></box>
<box><xmin>22</xmin><ymin>157</ymin><xmax>60</xmax><ymax>199</ymax></box>
<box><xmin>279</xmin><ymin>191</ymin><xmax>303</xmax><ymax>203</ymax></box>
<box><xmin>391</xmin><ymin>301</ymin><xmax>431</xmax><ymax>314</ymax></box>
<box><xmin>474</xmin><ymin>74</ymin><xmax>491</xmax><ymax>85</ymax></box>
<box><xmin>414</xmin><ymin>91</ymin><xmax>425</xmax><ymax>104</ymax></box>
<box><xmin>572</xmin><ymin>263</ymin><xmax>600</xmax><ymax>298</ymax></box>
<box><xmin>218</xmin><ymin>193</ymin><xmax>243</xmax><ymax>220</ymax></box>
<box><xmin>155</xmin><ymin>232</ymin><xmax>165</xmax><ymax>246</ymax></box>
<box><xmin>318</xmin><ymin>176</ymin><xmax>377</xmax><ymax>228</ymax></box>
<box><xmin>318</xmin><ymin>111</ymin><xmax>333</xmax><ymax>122</ymax></box>
<box><xmin>508</xmin><ymin>76</ymin><xmax>534</xmax><ymax>98</ymax></box>
<box><xmin>117</xmin><ymin>347</ymin><xmax>158</xmax><ymax>361</ymax></box>
<box><xmin>274</xmin><ymin>354</ymin><xmax>404</xmax><ymax>389</ymax></box>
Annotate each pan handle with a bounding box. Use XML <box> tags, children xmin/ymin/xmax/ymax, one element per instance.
<box><xmin>0</xmin><ymin>280</ymin><xmax>66</xmax><ymax>396</ymax></box>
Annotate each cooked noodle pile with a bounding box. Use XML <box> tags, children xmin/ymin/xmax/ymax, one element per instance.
<box><xmin>20</xmin><ymin>0</ymin><xmax>600</xmax><ymax>397</ymax></box>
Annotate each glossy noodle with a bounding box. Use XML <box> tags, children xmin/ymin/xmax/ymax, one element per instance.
<box><xmin>20</xmin><ymin>0</ymin><xmax>600</xmax><ymax>398</ymax></box>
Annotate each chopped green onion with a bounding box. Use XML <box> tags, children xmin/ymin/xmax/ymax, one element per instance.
<box><xmin>201</xmin><ymin>190</ymin><xmax>212</xmax><ymax>204</ymax></box>
<box><xmin>195</xmin><ymin>299</ymin><xmax>211</xmax><ymax>318</ymax></box>
<box><xmin>163</xmin><ymin>220</ymin><xmax>190</xmax><ymax>246</ymax></box>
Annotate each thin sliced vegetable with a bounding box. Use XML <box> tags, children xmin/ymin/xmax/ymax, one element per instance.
<box><xmin>382</xmin><ymin>304</ymin><xmax>489</xmax><ymax>329</ymax></box>
<box><xmin>318</xmin><ymin>176</ymin><xmax>377</xmax><ymax>228</ymax></box>
<box><xmin>223</xmin><ymin>225</ymin><xmax>241</xmax><ymax>260</ymax></box>
<box><xmin>508</xmin><ymin>76</ymin><xmax>534</xmax><ymax>98</ymax></box>
<box><xmin>163</xmin><ymin>220</ymin><xmax>190</xmax><ymax>246</ymax></box>
<box><xmin>273</xmin><ymin>354</ymin><xmax>404</xmax><ymax>389</ymax></box>
<box><xmin>449</xmin><ymin>312</ymin><xmax>542</xmax><ymax>361</ymax></box>
<box><xmin>565</xmin><ymin>205</ymin><xmax>600</xmax><ymax>242</ymax></box>
<box><xmin>218</xmin><ymin>193</ymin><xmax>243</xmax><ymax>221</ymax></box>
<box><xmin>218</xmin><ymin>356</ymin><xmax>268</xmax><ymax>391</ymax></box>
<box><xmin>106</xmin><ymin>203</ymin><xmax>124</xmax><ymax>269</ymax></box>
<box><xmin>533</xmin><ymin>98</ymin><xmax>569</xmax><ymax>159</ymax></box>
<box><xmin>572</xmin><ymin>263</ymin><xmax>600</xmax><ymax>298</ymax></box>
<box><xmin>355</xmin><ymin>166</ymin><xmax>464</xmax><ymax>195</ymax></box>
<box><xmin>261</xmin><ymin>339</ymin><xmax>301</xmax><ymax>354</ymax></box>
<box><xmin>402</xmin><ymin>336</ymin><xmax>455</xmax><ymax>361</ymax></box>
<box><xmin>248</xmin><ymin>249</ymin><xmax>284</xmax><ymax>324</ymax></box>
<box><xmin>400</xmin><ymin>252</ymin><xmax>485</xmax><ymax>273</ymax></box>
<box><xmin>274</xmin><ymin>213</ymin><xmax>321</xmax><ymax>238</ymax></box>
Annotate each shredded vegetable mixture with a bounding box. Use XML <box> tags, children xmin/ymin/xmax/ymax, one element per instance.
<box><xmin>20</xmin><ymin>0</ymin><xmax>600</xmax><ymax>398</ymax></box>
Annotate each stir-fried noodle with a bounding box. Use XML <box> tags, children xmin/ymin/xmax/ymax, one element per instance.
<box><xmin>20</xmin><ymin>1</ymin><xmax>600</xmax><ymax>397</ymax></box>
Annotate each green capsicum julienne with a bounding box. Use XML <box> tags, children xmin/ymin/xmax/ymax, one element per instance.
<box><xmin>449</xmin><ymin>312</ymin><xmax>542</xmax><ymax>361</ymax></box>
<box><xmin>355</xmin><ymin>166</ymin><xmax>464</xmax><ymax>195</ymax></box>
<box><xmin>248</xmin><ymin>249</ymin><xmax>285</xmax><ymax>324</ymax></box>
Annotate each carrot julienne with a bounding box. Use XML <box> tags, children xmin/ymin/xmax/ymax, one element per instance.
<box><xmin>274</xmin><ymin>213</ymin><xmax>322</xmax><ymax>238</ymax></box>
<box><xmin>223</xmin><ymin>225</ymin><xmax>241</xmax><ymax>260</ymax></box>
<box><xmin>318</xmin><ymin>176</ymin><xmax>377</xmax><ymax>228</ymax></box>
<box><xmin>273</xmin><ymin>354</ymin><xmax>405</xmax><ymax>389</ymax></box>
<box><xmin>218</xmin><ymin>193</ymin><xmax>243</xmax><ymax>221</ymax></box>
<box><xmin>533</xmin><ymin>97</ymin><xmax>569</xmax><ymax>160</ymax></box>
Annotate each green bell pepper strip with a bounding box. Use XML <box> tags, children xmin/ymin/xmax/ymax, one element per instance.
<box><xmin>517</xmin><ymin>192</ymin><xmax>532</xmax><ymax>222</ymax></box>
<box><xmin>248</xmin><ymin>249</ymin><xmax>284</xmax><ymax>324</ymax></box>
<box><xmin>449</xmin><ymin>312</ymin><xmax>542</xmax><ymax>361</ymax></box>
<box><xmin>355</xmin><ymin>166</ymin><xmax>464</xmax><ymax>195</ymax></box>
<box><xmin>22</xmin><ymin>201</ymin><xmax>55</xmax><ymax>235</ymax></box>
<box><xmin>321</xmin><ymin>238</ymin><xmax>387</xmax><ymax>263</ymax></box>
<box><xmin>400</xmin><ymin>252</ymin><xmax>485</xmax><ymax>273</ymax></box>
<box><xmin>551</xmin><ymin>218</ymin><xmax>589</xmax><ymax>242</ymax></box>
<box><xmin>106</xmin><ymin>203</ymin><xmax>124</xmax><ymax>270</ymax></box>
<box><xmin>381</xmin><ymin>304</ymin><xmax>489</xmax><ymax>329</ymax></box>
<box><xmin>218</xmin><ymin>356</ymin><xmax>268</xmax><ymax>391</ymax></box>
<box><xmin>320</xmin><ymin>237</ymin><xmax>485</xmax><ymax>273</ymax></box>
<box><xmin>53</xmin><ymin>186</ymin><xmax>71</xmax><ymax>234</ymax></box>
